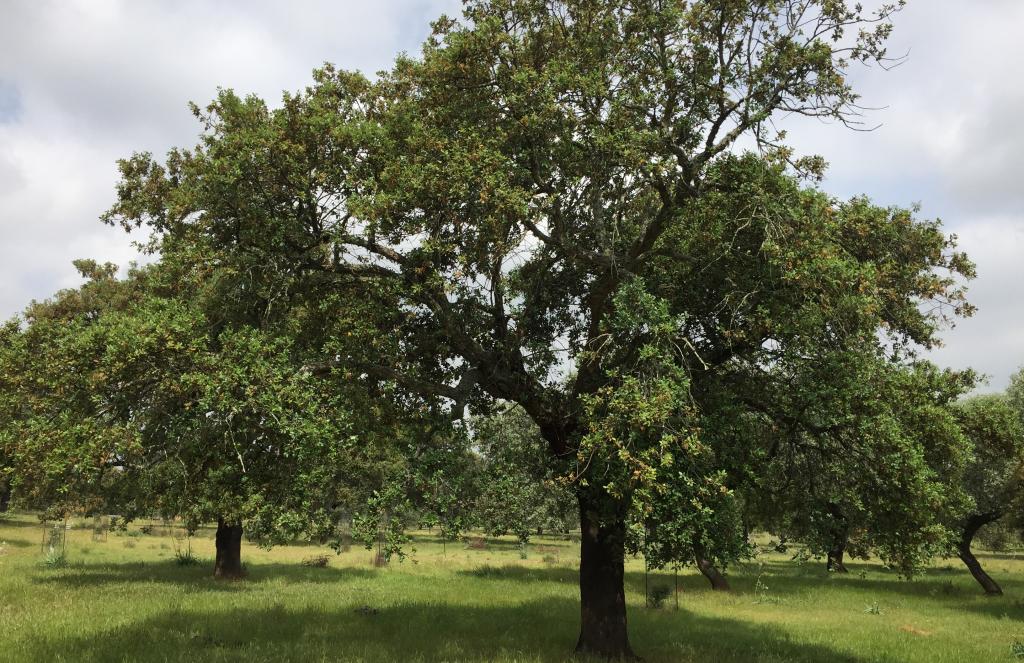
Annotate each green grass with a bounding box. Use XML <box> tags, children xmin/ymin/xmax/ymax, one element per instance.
<box><xmin>1</xmin><ymin>512</ymin><xmax>1022</xmax><ymax>662</ymax></box>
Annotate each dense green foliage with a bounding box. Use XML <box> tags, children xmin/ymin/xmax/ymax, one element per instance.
<box><xmin>954</xmin><ymin>396</ymin><xmax>1024</xmax><ymax>524</ymax></box>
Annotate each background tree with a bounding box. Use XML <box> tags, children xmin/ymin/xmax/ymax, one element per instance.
<box><xmin>0</xmin><ymin>261</ymin><xmax>146</xmax><ymax>521</ymax></box>
<box><xmin>473</xmin><ymin>406</ymin><xmax>577</xmax><ymax>544</ymax></box>
<box><xmin>745</xmin><ymin>360</ymin><xmax>974</xmax><ymax>576</ymax></box>
<box><xmin>0</xmin><ymin>257</ymin><xmax>383</xmax><ymax>578</ymax></box>
<box><xmin>950</xmin><ymin>394</ymin><xmax>1024</xmax><ymax>595</ymax></box>
<box><xmin>410</xmin><ymin>426</ymin><xmax>482</xmax><ymax>548</ymax></box>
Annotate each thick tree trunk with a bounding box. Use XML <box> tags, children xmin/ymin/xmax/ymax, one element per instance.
<box><xmin>825</xmin><ymin>503</ymin><xmax>849</xmax><ymax>573</ymax></box>
<box><xmin>693</xmin><ymin>540</ymin><xmax>730</xmax><ymax>591</ymax></box>
<box><xmin>0</xmin><ymin>480</ymin><xmax>10</xmax><ymax>513</ymax></box>
<box><xmin>575</xmin><ymin>493</ymin><xmax>635</xmax><ymax>660</ymax></box>
<box><xmin>827</xmin><ymin>534</ymin><xmax>849</xmax><ymax>573</ymax></box>
<box><xmin>214</xmin><ymin>518</ymin><xmax>244</xmax><ymax>579</ymax></box>
<box><xmin>959</xmin><ymin>515</ymin><xmax>1002</xmax><ymax>595</ymax></box>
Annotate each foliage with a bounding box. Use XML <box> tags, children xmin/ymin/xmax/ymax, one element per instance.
<box><xmin>473</xmin><ymin>407</ymin><xmax>577</xmax><ymax>543</ymax></box>
<box><xmin>749</xmin><ymin>361</ymin><xmax>976</xmax><ymax>576</ymax></box>
<box><xmin>951</xmin><ymin>395</ymin><xmax>1024</xmax><ymax>530</ymax></box>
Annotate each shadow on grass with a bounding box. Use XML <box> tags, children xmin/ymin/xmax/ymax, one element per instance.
<box><xmin>460</xmin><ymin>564</ymin><xmax>728</xmax><ymax>598</ymax></box>
<box><xmin>31</xmin><ymin>559</ymin><xmax>376</xmax><ymax>592</ymax></box>
<box><xmin>0</xmin><ymin>517</ymin><xmax>47</xmax><ymax>529</ymax></box>
<box><xmin>975</xmin><ymin>550</ymin><xmax>1024</xmax><ymax>561</ymax></box>
<box><xmin>13</xmin><ymin>597</ymin><xmax>878</xmax><ymax>663</ymax></box>
<box><xmin>458</xmin><ymin>557</ymin><xmax>1024</xmax><ymax>621</ymax></box>
<box><xmin>407</xmin><ymin>532</ymin><xmax>579</xmax><ymax>553</ymax></box>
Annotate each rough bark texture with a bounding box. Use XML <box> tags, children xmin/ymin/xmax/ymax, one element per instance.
<box><xmin>959</xmin><ymin>514</ymin><xmax>1002</xmax><ymax>595</ymax></box>
<box><xmin>825</xmin><ymin>504</ymin><xmax>849</xmax><ymax>573</ymax></box>
<box><xmin>214</xmin><ymin>518</ymin><xmax>244</xmax><ymax>579</ymax></box>
<box><xmin>693</xmin><ymin>540</ymin><xmax>731</xmax><ymax>591</ymax></box>
<box><xmin>827</xmin><ymin>535</ymin><xmax>849</xmax><ymax>573</ymax></box>
<box><xmin>575</xmin><ymin>493</ymin><xmax>635</xmax><ymax>659</ymax></box>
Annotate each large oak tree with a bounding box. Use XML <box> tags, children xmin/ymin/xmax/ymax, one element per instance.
<box><xmin>101</xmin><ymin>0</ymin><xmax>976</xmax><ymax>657</ymax></box>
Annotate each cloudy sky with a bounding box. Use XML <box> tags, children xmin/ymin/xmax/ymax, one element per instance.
<box><xmin>1</xmin><ymin>0</ymin><xmax>1021</xmax><ymax>390</ymax></box>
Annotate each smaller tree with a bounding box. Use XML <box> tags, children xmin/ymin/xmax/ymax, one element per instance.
<box><xmin>412</xmin><ymin>427</ymin><xmax>482</xmax><ymax>548</ymax></box>
<box><xmin>0</xmin><ymin>260</ymin><xmax>375</xmax><ymax>578</ymax></box>
<box><xmin>951</xmin><ymin>394</ymin><xmax>1024</xmax><ymax>595</ymax></box>
<box><xmin>473</xmin><ymin>407</ymin><xmax>576</xmax><ymax>544</ymax></box>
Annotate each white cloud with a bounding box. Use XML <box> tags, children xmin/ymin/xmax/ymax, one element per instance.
<box><xmin>0</xmin><ymin>0</ymin><xmax>1021</xmax><ymax>388</ymax></box>
<box><xmin>0</xmin><ymin>0</ymin><xmax>460</xmax><ymax>315</ymax></box>
<box><xmin>776</xmin><ymin>0</ymin><xmax>1024</xmax><ymax>390</ymax></box>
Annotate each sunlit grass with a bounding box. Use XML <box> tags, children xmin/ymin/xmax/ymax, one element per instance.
<box><xmin>0</xmin><ymin>512</ymin><xmax>1021</xmax><ymax>662</ymax></box>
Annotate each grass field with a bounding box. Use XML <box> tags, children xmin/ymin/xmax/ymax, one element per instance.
<box><xmin>1</xmin><ymin>512</ymin><xmax>1022</xmax><ymax>662</ymax></box>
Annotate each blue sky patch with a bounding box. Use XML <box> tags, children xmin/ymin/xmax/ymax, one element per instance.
<box><xmin>0</xmin><ymin>79</ymin><xmax>21</xmax><ymax>123</ymax></box>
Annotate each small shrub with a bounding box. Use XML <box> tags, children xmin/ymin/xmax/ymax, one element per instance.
<box><xmin>648</xmin><ymin>584</ymin><xmax>672</xmax><ymax>609</ymax></box>
<box><xmin>1011</xmin><ymin>640</ymin><xmax>1024</xmax><ymax>659</ymax></box>
<box><xmin>139</xmin><ymin>524</ymin><xmax>154</xmax><ymax>535</ymax></box>
<box><xmin>541</xmin><ymin>553</ymin><xmax>558</xmax><ymax>566</ymax></box>
<box><xmin>123</xmin><ymin>539</ymin><xmax>136</xmax><ymax>549</ymax></box>
<box><xmin>790</xmin><ymin>548</ymin><xmax>812</xmax><ymax>566</ymax></box>
<box><xmin>301</xmin><ymin>554</ymin><xmax>330</xmax><ymax>568</ymax></box>
<box><xmin>469</xmin><ymin>565</ymin><xmax>506</xmax><ymax>578</ymax></box>
<box><xmin>864</xmin><ymin>601</ymin><xmax>883</xmax><ymax>615</ymax></box>
<box><xmin>174</xmin><ymin>549</ymin><xmax>200</xmax><ymax>566</ymax></box>
<box><xmin>42</xmin><ymin>549</ymin><xmax>67</xmax><ymax>569</ymax></box>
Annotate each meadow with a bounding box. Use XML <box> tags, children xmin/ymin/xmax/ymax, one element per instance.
<box><xmin>0</xmin><ymin>512</ymin><xmax>1022</xmax><ymax>663</ymax></box>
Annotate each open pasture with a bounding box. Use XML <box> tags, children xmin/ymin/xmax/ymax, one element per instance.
<box><xmin>0</xmin><ymin>513</ymin><xmax>1021</xmax><ymax>663</ymax></box>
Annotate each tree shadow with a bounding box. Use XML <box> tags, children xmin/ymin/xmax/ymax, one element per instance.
<box><xmin>457</xmin><ymin>557</ymin><xmax>1024</xmax><ymax>622</ymax></box>
<box><xmin>407</xmin><ymin>532</ymin><xmax>578</xmax><ymax>553</ymax></box>
<box><xmin>30</xmin><ymin>559</ymin><xmax>376</xmax><ymax>592</ymax></box>
<box><xmin>459</xmin><ymin>563</ymin><xmax>730</xmax><ymax>597</ymax></box>
<box><xmin>975</xmin><ymin>550</ymin><xmax>1024</xmax><ymax>561</ymax></box>
<box><xmin>0</xmin><ymin>516</ymin><xmax>48</xmax><ymax>529</ymax></box>
<box><xmin>14</xmin><ymin>597</ymin><xmax>879</xmax><ymax>663</ymax></box>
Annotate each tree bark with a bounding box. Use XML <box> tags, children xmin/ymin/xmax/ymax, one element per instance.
<box><xmin>0</xmin><ymin>479</ymin><xmax>10</xmax><ymax>513</ymax></box>
<box><xmin>827</xmin><ymin>534</ymin><xmax>849</xmax><ymax>573</ymax></box>
<box><xmin>959</xmin><ymin>514</ymin><xmax>1002</xmax><ymax>595</ymax></box>
<box><xmin>825</xmin><ymin>503</ymin><xmax>849</xmax><ymax>573</ymax></box>
<box><xmin>575</xmin><ymin>492</ymin><xmax>635</xmax><ymax>659</ymax></box>
<box><xmin>693</xmin><ymin>540</ymin><xmax>730</xmax><ymax>591</ymax></box>
<box><xmin>214</xmin><ymin>518</ymin><xmax>244</xmax><ymax>579</ymax></box>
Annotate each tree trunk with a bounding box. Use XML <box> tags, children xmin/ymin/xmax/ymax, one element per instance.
<box><xmin>693</xmin><ymin>540</ymin><xmax>730</xmax><ymax>591</ymax></box>
<box><xmin>959</xmin><ymin>515</ymin><xmax>1002</xmax><ymax>595</ymax></box>
<box><xmin>0</xmin><ymin>480</ymin><xmax>10</xmax><ymax>513</ymax></box>
<box><xmin>827</xmin><ymin>534</ymin><xmax>849</xmax><ymax>573</ymax></box>
<box><xmin>214</xmin><ymin>518</ymin><xmax>244</xmax><ymax>579</ymax></box>
<box><xmin>575</xmin><ymin>492</ymin><xmax>635</xmax><ymax>659</ymax></box>
<box><xmin>825</xmin><ymin>503</ymin><xmax>849</xmax><ymax>573</ymax></box>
